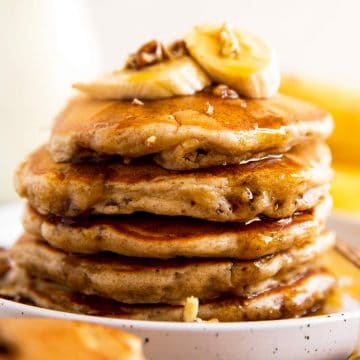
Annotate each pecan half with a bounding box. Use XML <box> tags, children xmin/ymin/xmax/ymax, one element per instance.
<box><xmin>212</xmin><ymin>84</ymin><xmax>239</xmax><ymax>99</ymax></box>
<box><xmin>167</xmin><ymin>40</ymin><xmax>189</xmax><ymax>58</ymax></box>
<box><xmin>125</xmin><ymin>40</ymin><xmax>169</xmax><ymax>70</ymax></box>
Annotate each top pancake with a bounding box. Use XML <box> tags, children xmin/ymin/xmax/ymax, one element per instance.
<box><xmin>49</xmin><ymin>93</ymin><xmax>332</xmax><ymax>170</ymax></box>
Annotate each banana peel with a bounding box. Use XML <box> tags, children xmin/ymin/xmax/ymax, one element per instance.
<box><xmin>280</xmin><ymin>75</ymin><xmax>360</xmax><ymax>166</ymax></box>
<box><xmin>280</xmin><ymin>75</ymin><xmax>360</xmax><ymax>213</ymax></box>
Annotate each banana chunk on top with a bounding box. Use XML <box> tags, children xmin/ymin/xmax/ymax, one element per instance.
<box><xmin>73</xmin><ymin>56</ymin><xmax>211</xmax><ymax>100</ymax></box>
<box><xmin>185</xmin><ymin>23</ymin><xmax>280</xmax><ymax>98</ymax></box>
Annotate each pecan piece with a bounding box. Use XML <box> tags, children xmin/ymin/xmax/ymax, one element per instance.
<box><xmin>125</xmin><ymin>40</ymin><xmax>168</xmax><ymax>70</ymax></box>
<box><xmin>212</xmin><ymin>84</ymin><xmax>239</xmax><ymax>99</ymax></box>
<box><xmin>167</xmin><ymin>40</ymin><xmax>189</xmax><ymax>58</ymax></box>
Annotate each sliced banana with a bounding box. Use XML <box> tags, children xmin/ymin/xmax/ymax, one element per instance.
<box><xmin>73</xmin><ymin>56</ymin><xmax>211</xmax><ymax>100</ymax></box>
<box><xmin>185</xmin><ymin>23</ymin><xmax>280</xmax><ymax>98</ymax></box>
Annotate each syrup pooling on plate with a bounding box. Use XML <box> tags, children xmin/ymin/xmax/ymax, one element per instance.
<box><xmin>322</xmin><ymin>250</ymin><xmax>360</xmax><ymax>313</ymax></box>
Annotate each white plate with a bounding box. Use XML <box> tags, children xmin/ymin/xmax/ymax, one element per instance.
<box><xmin>0</xmin><ymin>202</ymin><xmax>359</xmax><ymax>360</ymax></box>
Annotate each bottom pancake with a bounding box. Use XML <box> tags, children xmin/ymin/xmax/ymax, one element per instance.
<box><xmin>0</xmin><ymin>266</ymin><xmax>335</xmax><ymax>322</ymax></box>
<box><xmin>10</xmin><ymin>232</ymin><xmax>335</xmax><ymax>304</ymax></box>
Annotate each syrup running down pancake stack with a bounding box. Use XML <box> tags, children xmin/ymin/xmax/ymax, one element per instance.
<box><xmin>1</xmin><ymin>23</ymin><xmax>336</xmax><ymax>322</ymax></box>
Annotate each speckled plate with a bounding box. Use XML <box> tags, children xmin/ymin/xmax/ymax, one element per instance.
<box><xmin>0</xmin><ymin>202</ymin><xmax>359</xmax><ymax>360</ymax></box>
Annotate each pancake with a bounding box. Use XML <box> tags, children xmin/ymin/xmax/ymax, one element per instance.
<box><xmin>0</xmin><ymin>318</ymin><xmax>144</xmax><ymax>360</ymax></box>
<box><xmin>10</xmin><ymin>233</ymin><xmax>335</xmax><ymax>304</ymax></box>
<box><xmin>49</xmin><ymin>93</ymin><xmax>332</xmax><ymax>170</ymax></box>
<box><xmin>15</xmin><ymin>141</ymin><xmax>332</xmax><ymax>221</ymax></box>
<box><xmin>0</xmin><ymin>266</ymin><xmax>335</xmax><ymax>322</ymax></box>
<box><xmin>23</xmin><ymin>197</ymin><xmax>331</xmax><ymax>259</ymax></box>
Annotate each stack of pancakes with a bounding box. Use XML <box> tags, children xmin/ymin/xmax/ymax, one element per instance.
<box><xmin>4</xmin><ymin>92</ymin><xmax>336</xmax><ymax>321</ymax></box>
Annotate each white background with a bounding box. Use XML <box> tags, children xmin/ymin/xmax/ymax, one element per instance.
<box><xmin>1</xmin><ymin>0</ymin><xmax>359</xmax><ymax>201</ymax></box>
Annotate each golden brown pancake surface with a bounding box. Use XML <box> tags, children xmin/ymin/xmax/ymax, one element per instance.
<box><xmin>15</xmin><ymin>141</ymin><xmax>332</xmax><ymax>221</ymax></box>
<box><xmin>0</xmin><ymin>266</ymin><xmax>335</xmax><ymax>322</ymax></box>
<box><xmin>49</xmin><ymin>93</ymin><xmax>332</xmax><ymax>169</ymax></box>
<box><xmin>23</xmin><ymin>197</ymin><xmax>331</xmax><ymax>259</ymax></box>
<box><xmin>10</xmin><ymin>233</ymin><xmax>335</xmax><ymax>304</ymax></box>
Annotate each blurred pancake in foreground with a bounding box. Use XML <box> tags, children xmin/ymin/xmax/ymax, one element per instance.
<box><xmin>0</xmin><ymin>318</ymin><xmax>145</xmax><ymax>360</ymax></box>
<box><xmin>48</xmin><ymin>93</ymin><xmax>332</xmax><ymax>169</ymax></box>
<box><xmin>15</xmin><ymin>141</ymin><xmax>332</xmax><ymax>221</ymax></box>
<box><xmin>23</xmin><ymin>197</ymin><xmax>331</xmax><ymax>259</ymax></box>
<box><xmin>10</xmin><ymin>233</ymin><xmax>335</xmax><ymax>304</ymax></box>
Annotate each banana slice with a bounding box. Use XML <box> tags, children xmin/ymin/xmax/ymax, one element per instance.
<box><xmin>185</xmin><ymin>23</ymin><xmax>280</xmax><ymax>98</ymax></box>
<box><xmin>73</xmin><ymin>56</ymin><xmax>211</xmax><ymax>100</ymax></box>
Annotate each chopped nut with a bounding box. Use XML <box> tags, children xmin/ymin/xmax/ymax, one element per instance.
<box><xmin>123</xmin><ymin>157</ymin><xmax>132</xmax><ymax>165</ymax></box>
<box><xmin>145</xmin><ymin>135</ymin><xmax>157</xmax><ymax>147</ymax></box>
<box><xmin>206</xmin><ymin>318</ymin><xmax>219</xmax><ymax>323</ymax></box>
<box><xmin>132</xmin><ymin>98</ymin><xmax>144</xmax><ymax>106</ymax></box>
<box><xmin>125</xmin><ymin>40</ymin><xmax>169</xmax><ymax>70</ymax></box>
<box><xmin>245</xmin><ymin>187</ymin><xmax>254</xmax><ymax>201</ymax></box>
<box><xmin>212</xmin><ymin>84</ymin><xmax>239</xmax><ymax>99</ymax></box>
<box><xmin>167</xmin><ymin>40</ymin><xmax>189</xmax><ymax>58</ymax></box>
<box><xmin>219</xmin><ymin>23</ymin><xmax>240</xmax><ymax>57</ymax></box>
<box><xmin>240</xmin><ymin>99</ymin><xmax>247</xmax><ymax>108</ymax></box>
<box><xmin>205</xmin><ymin>101</ymin><xmax>214</xmax><ymax>116</ymax></box>
<box><xmin>183</xmin><ymin>296</ymin><xmax>199</xmax><ymax>322</ymax></box>
<box><xmin>194</xmin><ymin>317</ymin><xmax>219</xmax><ymax>323</ymax></box>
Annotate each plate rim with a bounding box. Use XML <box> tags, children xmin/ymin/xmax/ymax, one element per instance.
<box><xmin>1</xmin><ymin>297</ymin><xmax>359</xmax><ymax>331</ymax></box>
